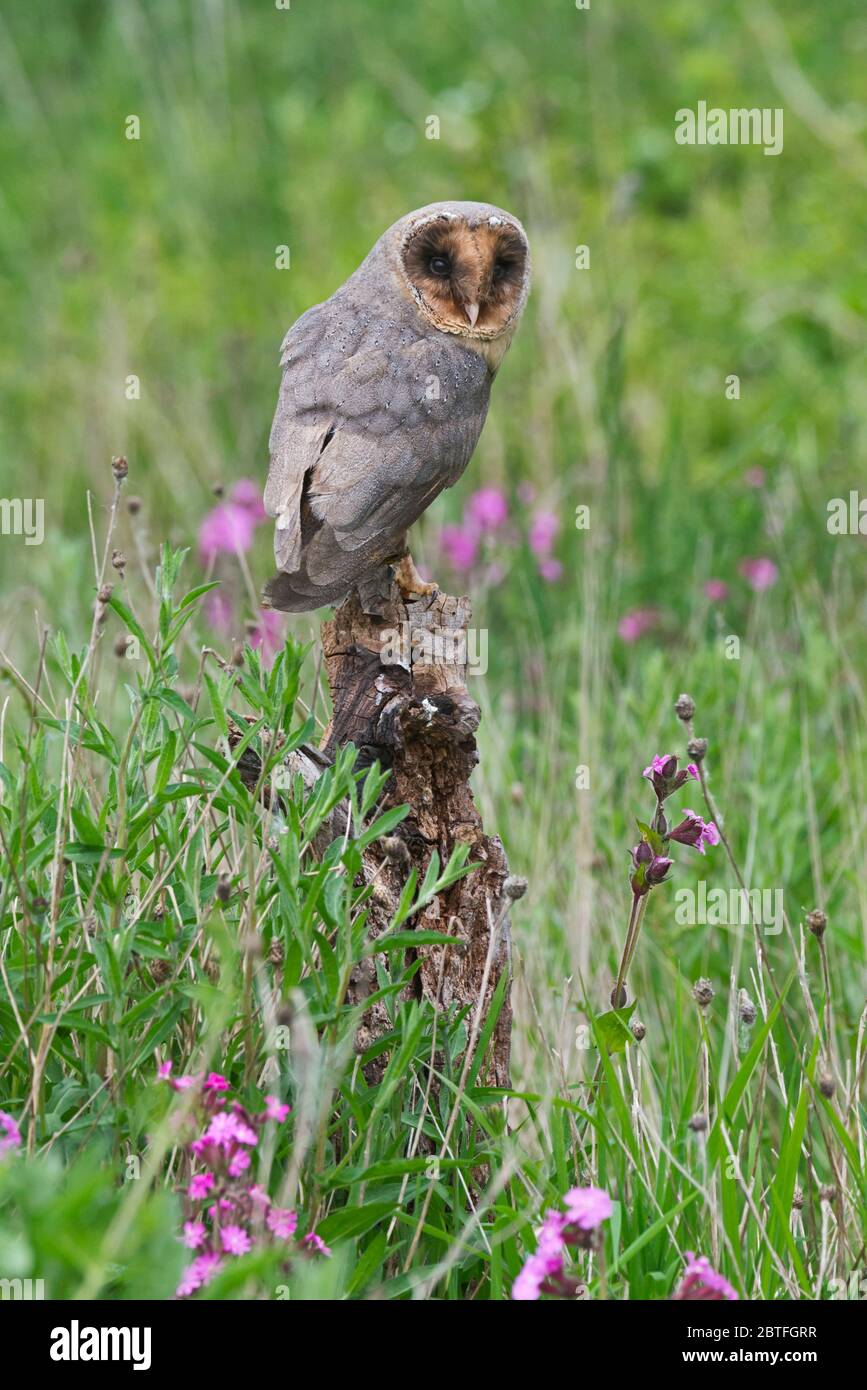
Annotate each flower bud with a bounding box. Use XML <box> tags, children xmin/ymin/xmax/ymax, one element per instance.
<box><xmin>111</xmin><ymin>454</ymin><xmax>128</xmax><ymax>481</ymax></box>
<box><xmin>686</xmin><ymin>737</ymin><xmax>707</xmax><ymax>763</ymax></box>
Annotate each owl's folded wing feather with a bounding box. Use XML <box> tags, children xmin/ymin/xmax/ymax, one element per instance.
<box><xmin>265</xmin><ymin>315</ymin><xmax>490</xmax><ymax>595</ymax></box>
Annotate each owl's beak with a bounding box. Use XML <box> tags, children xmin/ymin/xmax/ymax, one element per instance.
<box><xmin>463</xmin><ymin>301</ymin><xmax>480</xmax><ymax>328</ymax></box>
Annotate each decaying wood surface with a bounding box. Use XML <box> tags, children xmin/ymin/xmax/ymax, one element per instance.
<box><xmin>299</xmin><ymin>583</ymin><xmax>514</xmax><ymax>1086</ymax></box>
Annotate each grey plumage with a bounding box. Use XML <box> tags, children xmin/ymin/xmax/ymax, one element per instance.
<box><xmin>263</xmin><ymin>201</ymin><xmax>530</xmax><ymax>613</ymax></box>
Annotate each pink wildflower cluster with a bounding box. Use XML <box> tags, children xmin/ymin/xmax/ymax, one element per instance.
<box><xmin>156</xmin><ymin>1063</ymin><xmax>330</xmax><ymax>1298</ymax></box>
<box><xmin>512</xmin><ymin>1185</ymin><xmax>612</xmax><ymax>1300</ymax></box>
<box><xmin>438</xmin><ymin>488</ymin><xmax>563</xmax><ymax>585</ymax></box>
<box><xmin>673</xmin><ymin>1251</ymin><xmax>739</xmax><ymax>1301</ymax></box>
<box><xmin>629</xmin><ymin>755</ymin><xmax>718</xmax><ymax>897</ymax></box>
<box><xmin>0</xmin><ymin>1110</ymin><xmax>22</xmax><ymax>1159</ymax></box>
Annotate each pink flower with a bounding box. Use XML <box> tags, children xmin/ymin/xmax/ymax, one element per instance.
<box><xmin>182</xmin><ymin>1221</ymin><xmax>207</xmax><ymax>1250</ymax></box>
<box><xmin>231</xmin><ymin>479</ymin><xmax>267</xmax><ymax>522</ymax></box>
<box><xmin>188</xmin><ymin>1172</ymin><xmax>215</xmax><ymax>1201</ymax></box>
<box><xmin>199</xmin><ymin>502</ymin><xmax>256</xmax><ymax>564</ymax></box>
<box><xmin>176</xmin><ymin>1252</ymin><xmax>222</xmax><ymax>1298</ymax></box>
<box><xmin>221</xmin><ymin>1225</ymin><xmax>252</xmax><ymax>1256</ymax></box>
<box><xmin>739</xmin><ymin>556</ymin><xmax>778</xmax><ymax>592</ymax></box>
<box><xmin>204</xmin><ymin>1072</ymin><xmax>230</xmax><ymax>1093</ymax></box>
<box><xmin>440</xmin><ymin>524</ymin><xmax>478</xmax><ymax>573</ymax></box>
<box><xmin>674</xmin><ymin>1252</ymin><xmax>739</xmax><ymax>1301</ymax></box>
<box><xmin>670</xmin><ymin>810</ymin><xmax>720</xmax><ymax>854</ymax></box>
<box><xmin>249</xmin><ymin>608</ymin><xmax>285</xmax><ymax>664</ymax></box>
<box><xmin>267</xmin><ymin>1207</ymin><xmax>298</xmax><ymax>1239</ymax></box>
<box><xmin>156</xmin><ymin>1061</ymin><xmax>173</xmax><ymax>1081</ymax></box>
<box><xmin>264</xmin><ymin>1096</ymin><xmax>290</xmax><ymax>1123</ymax></box>
<box><xmin>466</xmin><ymin>487</ymin><xmax>508</xmax><ymax>532</ymax></box>
<box><xmin>0</xmin><ymin>1111</ymin><xmax>22</xmax><ymax>1158</ymax></box>
<box><xmin>204</xmin><ymin>1112</ymin><xmax>258</xmax><ymax>1149</ymax></box>
<box><xmin>744</xmin><ymin>467</ymin><xmax>766</xmax><ymax>489</ymax></box>
<box><xmin>617</xmin><ymin>607</ymin><xmax>659</xmax><ymax>643</ymax></box>
<box><xmin>512</xmin><ymin>1212</ymin><xmax>567</xmax><ymax>1302</ymax></box>
<box><xmin>303</xmin><ymin>1232</ymin><xmax>332</xmax><ymax>1257</ymax></box>
<box><xmin>248</xmin><ymin>1185</ymin><xmax>271</xmax><ymax>1209</ymax></box>
<box><xmin>529</xmin><ymin>510</ymin><xmax>559</xmax><ymax>558</ymax></box>
<box><xmin>228</xmin><ymin>1149</ymin><xmax>252</xmax><ymax>1177</ymax></box>
<box><xmin>511</xmin><ymin>1249</ymin><xmax>563</xmax><ymax>1301</ymax></box>
<box><xmin>703</xmin><ymin>579</ymin><xmax>728</xmax><ymax>602</ymax></box>
<box><xmin>563</xmin><ymin>1185</ymin><xmax>613</xmax><ymax>1230</ymax></box>
<box><xmin>204</xmin><ymin>590</ymin><xmax>233</xmax><ymax>636</ymax></box>
<box><xmin>538</xmin><ymin>557</ymin><xmax>563</xmax><ymax>583</ymax></box>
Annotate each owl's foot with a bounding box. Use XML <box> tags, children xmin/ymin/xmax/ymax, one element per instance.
<box><xmin>391</xmin><ymin>551</ymin><xmax>438</xmax><ymax>601</ymax></box>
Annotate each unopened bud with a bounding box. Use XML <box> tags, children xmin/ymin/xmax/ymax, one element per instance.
<box><xmin>738</xmin><ymin>990</ymin><xmax>757</xmax><ymax>1026</ymax></box>
<box><xmin>111</xmin><ymin>548</ymin><xmax>126</xmax><ymax>574</ymax></box>
<box><xmin>686</xmin><ymin>737</ymin><xmax>707</xmax><ymax>763</ymax></box>
<box><xmin>111</xmin><ymin>454</ymin><xmax>128</xmax><ymax>481</ymax></box>
<box><xmin>610</xmin><ymin>984</ymin><xmax>628</xmax><ymax>1009</ymax></box>
<box><xmin>818</xmin><ymin>1073</ymin><xmax>835</xmax><ymax>1099</ymax></box>
<box><xmin>98</xmin><ymin>583</ymin><xmax>113</xmax><ymax>605</ymax></box>
<box><xmin>630</xmin><ymin>1017</ymin><xmax>646</xmax><ymax>1042</ymax></box>
<box><xmin>688</xmin><ymin>1112</ymin><xmax>708</xmax><ymax>1133</ymax></box>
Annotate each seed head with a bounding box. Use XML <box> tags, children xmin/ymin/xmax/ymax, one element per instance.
<box><xmin>792</xmin><ymin>1186</ymin><xmax>804</xmax><ymax>1211</ymax></box>
<box><xmin>98</xmin><ymin>583</ymin><xmax>113</xmax><ymax>605</ymax></box>
<box><xmin>693</xmin><ymin>977</ymin><xmax>714</xmax><ymax>1009</ymax></box>
<box><xmin>686</xmin><ymin>736</ymin><xmax>708</xmax><ymax>763</ymax></box>
<box><xmin>806</xmin><ymin>908</ymin><xmax>827</xmax><ymax>939</ymax></box>
<box><xmin>630</xmin><ymin>1018</ymin><xmax>646</xmax><ymax>1042</ymax></box>
<box><xmin>380</xmin><ymin>835</ymin><xmax>410</xmax><ymax>865</ymax></box>
<box><xmin>818</xmin><ymin>1072</ymin><xmax>835</xmax><ymax>1099</ymax></box>
<box><xmin>674</xmin><ymin>693</ymin><xmax>695</xmax><ymax>723</ymax></box>
<box><xmin>503</xmin><ymin>875</ymin><xmax>528</xmax><ymax>901</ymax></box>
<box><xmin>738</xmin><ymin>990</ymin><xmax>757</xmax><ymax>1026</ymax></box>
<box><xmin>688</xmin><ymin>1112</ymin><xmax>708</xmax><ymax>1133</ymax></box>
<box><xmin>268</xmin><ymin>939</ymin><xmax>284</xmax><ymax>967</ymax></box>
<box><xmin>111</xmin><ymin>454</ymin><xmax>128</xmax><ymax>481</ymax></box>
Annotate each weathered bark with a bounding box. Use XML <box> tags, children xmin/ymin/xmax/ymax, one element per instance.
<box><xmin>314</xmin><ymin>584</ymin><xmax>513</xmax><ymax>1086</ymax></box>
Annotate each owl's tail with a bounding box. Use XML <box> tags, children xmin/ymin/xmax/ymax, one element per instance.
<box><xmin>264</xmin><ymin>558</ymin><xmax>397</xmax><ymax>617</ymax></box>
<box><xmin>263</xmin><ymin>567</ymin><xmax>349</xmax><ymax>613</ymax></box>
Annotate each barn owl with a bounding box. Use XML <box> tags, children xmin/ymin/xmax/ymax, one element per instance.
<box><xmin>263</xmin><ymin>200</ymin><xmax>530</xmax><ymax>614</ymax></box>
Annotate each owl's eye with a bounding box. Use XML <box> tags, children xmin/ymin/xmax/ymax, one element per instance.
<box><xmin>492</xmin><ymin>261</ymin><xmax>509</xmax><ymax>281</ymax></box>
<box><xmin>428</xmin><ymin>255</ymin><xmax>451</xmax><ymax>277</ymax></box>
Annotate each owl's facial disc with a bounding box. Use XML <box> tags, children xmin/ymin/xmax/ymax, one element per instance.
<box><xmin>401</xmin><ymin>218</ymin><xmax>528</xmax><ymax>338</ymax></box>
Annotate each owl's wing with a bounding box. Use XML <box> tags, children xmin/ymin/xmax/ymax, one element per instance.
<box><xmin>265</xmin><ymin>311</ymin><xmax>490</xmax><ymax>586</ymax></box>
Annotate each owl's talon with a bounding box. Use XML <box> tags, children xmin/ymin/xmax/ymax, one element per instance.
<box><xmin>392</xmin><ymin>552</ymin><xmax>438</xmax><ymax>601</ymax></box>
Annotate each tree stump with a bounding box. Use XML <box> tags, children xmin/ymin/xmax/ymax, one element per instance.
<box><xmin>316</xmin><ymin>584</ymin><xmax>513</xmax><ymax>1087</ymax></box>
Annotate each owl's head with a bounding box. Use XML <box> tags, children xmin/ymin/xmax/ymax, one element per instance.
<box><xmin>394</xmin><ymin>202</ymin><xmax>530</xmax><ymax>341</ymax></box>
